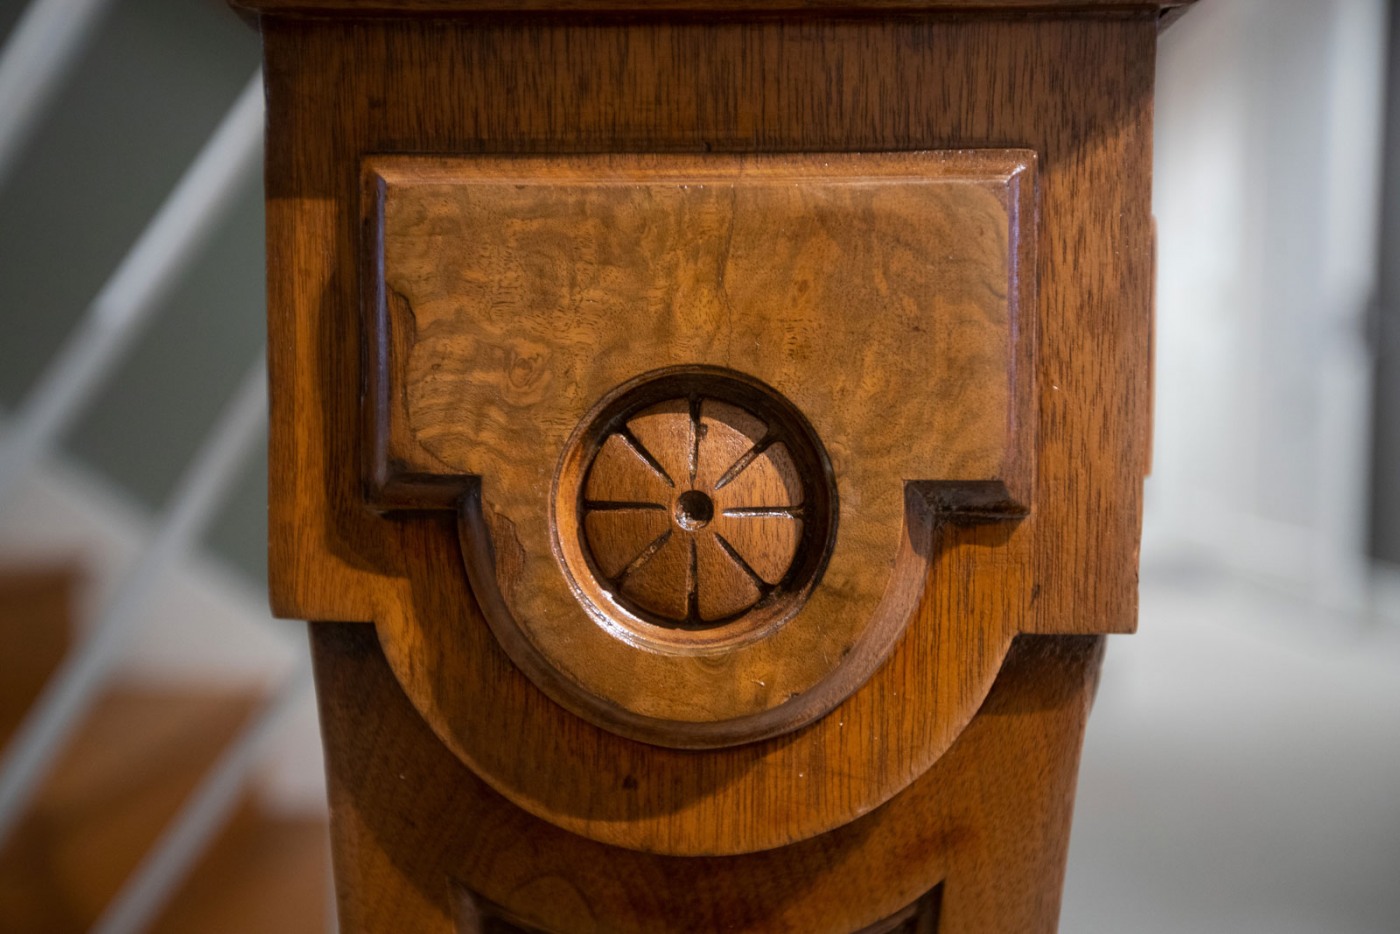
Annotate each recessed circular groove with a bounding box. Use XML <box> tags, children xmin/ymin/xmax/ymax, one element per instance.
<box><xmin>559</xmin><ymin>367</ymin><xmax>837</xmax><ymax>645</ymax></box>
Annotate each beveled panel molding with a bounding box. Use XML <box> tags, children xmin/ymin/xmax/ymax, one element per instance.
<box><xmin>365</xmin><ymin>151</ymin><xmax>1036</xmax><ymax>751</ymax></box>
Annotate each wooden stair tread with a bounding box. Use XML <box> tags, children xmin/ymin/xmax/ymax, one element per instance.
<box><xmin>0</xmin><ymin>566</ymin><xmax>329</xmax><ymax>932</ymax></box>
<box><xmin>152</xmin><ymin>799</ymin><xmax>330</xmax><ymax>934</ymax></box>
<box><xmin>0</xmin><ymin>567</ymin><xmax>77</xmax><ymax>748</ymax></box>
<box><xmin>0</xmin><ymin>687</ymin><xmax>260</xmax><ymax>932</ymax></box>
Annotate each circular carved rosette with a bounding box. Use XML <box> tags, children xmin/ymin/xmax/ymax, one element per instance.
<box><xmin>559</xmin><ymin>369</ymin><xmax>837</xmax><ymax>651</ymax></box>
<box><xmin>452</xmin><ymin>361</ymin><xmax>948</xmax><ymax>754</ymax></box>
<box><xmin>584</xmin><ymin>400</ymin><xmax>802</xmax><ymax>625</ymax></box>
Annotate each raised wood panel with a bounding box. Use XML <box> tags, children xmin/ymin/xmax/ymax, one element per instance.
<box><xmin>365</xmin><ymin>151</ymin><xmax>1035</xmax><ymax>750</ymax></box>
<box><xmin>264</xmin><ymin>14</ymin><xmax>1155</xmax><ymax>638</ymax></box>
<box><xmin>368</xmin><ymin>153</ymin><xmax>1032</xmax><ymax>505</ymax></box>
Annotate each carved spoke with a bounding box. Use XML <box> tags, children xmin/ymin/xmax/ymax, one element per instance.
<box><xmin>580</xmin><ymin>392</ymin><xmax>813</xmax><ymax>628</ymax></box>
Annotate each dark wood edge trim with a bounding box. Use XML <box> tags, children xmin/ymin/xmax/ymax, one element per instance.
<box><xmin>1157</xmin><ymin>4</ymin><xmax>1191</xmax><ymax>30</ymax></box>
<box><xmin>362</xmin><ymin>165</ymin><xmax>394</xmax><ymax>509</ymax></box>
<box><xmin>234</xmin><ymin>0</ymin><xmax>1196</xmax><ymax>20</ymax></box>
<box><xmin>1004</xmin><ymin>152</ymin><xmax>1039</xmax><ymax>511</ymax></box>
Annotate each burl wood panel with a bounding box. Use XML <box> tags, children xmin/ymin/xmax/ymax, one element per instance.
<box><xmin>366</xmin><ymin>152</ymin><xmax>1035</xmax><ymax>750</ymax></box>
<box><xmin>313</xmin><ymin>622</ymin><xmax>1103</xmax><ymax>934</ymax></box>
<box><xmin>370</xmin><ymin>158</ymin><xmax>1030</xmax><ymax>501</ymax></box>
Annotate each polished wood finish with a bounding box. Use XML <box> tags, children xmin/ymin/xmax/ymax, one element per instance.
<box><xmin>151</xmin><ymin>800</ymin><xmax>329</xmax><ymax>934</ymax></box>
<box><xmin>367</xmin><ymin>151</ymin><xmax>1035</xmax><ymax>761</ymax></box>
<box><xmin>316</xmin><ymin>623</ymin><xmax>1104</xmax><ymax>933</ymax></box>
<box><xmin>235</xmin><ymin>0</ymin><xmax>1192</xmax><ymax>15</ymax></box>
<box><xmin>0</xmin><ymin>568</ymin><xmax>74</xmax><ymax>748</ymax></box>
<box><xmin>0</xmin><ymin>570</ymin><xmax>327</xmax><ymax>932</ymax></box>
<box><xmin>242</xmin><ymin>2</ymin><xmax>1181</xmax><ymax>930</ymax></box>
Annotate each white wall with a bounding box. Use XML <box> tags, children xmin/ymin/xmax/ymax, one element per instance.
<box><xmin>1146</xmin><ymin>0</ymin><xmax>1389</xmax><ymax>610</ymax></box>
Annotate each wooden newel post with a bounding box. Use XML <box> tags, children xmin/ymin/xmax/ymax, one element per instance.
<box><xmin>232</xmin><ymin>1</ymin><xmax>1192</xmax><ymax>930</ymax></box>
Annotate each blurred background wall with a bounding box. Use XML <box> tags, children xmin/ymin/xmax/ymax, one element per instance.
<box><xmin>1146</xmin><ymin>0</ymin><xmax>1392</xmax><ymax>605</ymax></box>
<box><xmin>1066</xmin><ymin>3</ymin><xmax>1400</xmax><ymax>931</ymax></box>
<box><xmin>0</xmin><ymin>0</ymin><xmax>265</xmax><ymax>583</ymax></box>
<box><xmin>0</xmin><ymin>0</ymin><xmax>1395</xmax><ymax>930</ymax></box>
<box><xmin>1372</xmin><ymin>0</ymin><xmax>1400</xmax><ymax>574</ymax></box>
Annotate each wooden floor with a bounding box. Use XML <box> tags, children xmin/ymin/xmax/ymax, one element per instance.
<box><xmin>153</xmin><ymin>801</ymin><xmax>330</xmax><ymax>934</ymax></box>
<box><xmin>0</xmin><ymin>569</ymin><xmax>75</xmax><ymax>748</ymax></box>
<box><xmin>0</xmin><ymin>566</ymin><xmax>330</xmax><ymax>933</ymax></box>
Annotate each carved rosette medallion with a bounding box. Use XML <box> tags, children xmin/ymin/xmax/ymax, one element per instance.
<box><xmin>558</xmin><ymin>368</ymin><xmax>837</xmax><ymax>648</ymax></box>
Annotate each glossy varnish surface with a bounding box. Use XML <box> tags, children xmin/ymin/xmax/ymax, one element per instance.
<box><xmin>236</xmin><ymin>0</ymin><xmax>1192</xmax><ymax>15</ymax></box>
<box><xmin>315</xmin><ymin>623</ymin><xmax>1105</xmax><ymax>933</ymax></box>
<box><xmin>254</xmin><ymin>7</ymin><xmax>1162</xmax><ymax>929</ymax></box>
<box><xmin>364</xmin><ymin>151</ymin><xmax>1036</xmax><ymax>770</ymax></box>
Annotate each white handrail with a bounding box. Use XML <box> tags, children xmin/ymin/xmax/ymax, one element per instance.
<box><xmin>92</xmin><ymin>662</ymin><xmax>315</xmax><ymax>934</ymax></box>
<box><xmin>0</xmin><ymin>0</ymin><xmax>115</xmax><ymax>184</ymax></box>
<box><xmin>0</xmin><ymin>70</ymin><xmax>264</xmax><ymax>504</ymax></box>
<box><xmin>0</xmin><ymin>355</ymin><xmax>268</xmax><ymax>847</ymax></box>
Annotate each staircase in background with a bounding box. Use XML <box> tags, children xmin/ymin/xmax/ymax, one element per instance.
<box><xmin>0</xmin><ymin>0</ymin><xmax>331</xmax><ymax>928</ymax></box>
<box><xmin>0</xmin><ymin>566</ymin><xmax>328</xmax><ymax>932</ymax></box>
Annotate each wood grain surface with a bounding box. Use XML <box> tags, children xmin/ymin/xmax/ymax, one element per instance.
<box><xmin>314</xmin><ymin>622</ymin><xmax>1105</xmax><ymax>934</ymax></box>
<box><xmin>261</xmin><ymin>12</ymin><xmax>1157</xmax><ymax>863</ymax></box>
<box><xmin>578</xmin><ymin>397</ymin><xmax>805</xmax><ymax>625</ymax></box>
<box><xmin>366</xmin><ymin>151</ymin><xmax>1035</xmax><ymax>750</ymax></box>
<box><xmin>235</xmin><ymin>0</ymin><xmax>1193</xmax><ymax>17</ymax></box>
